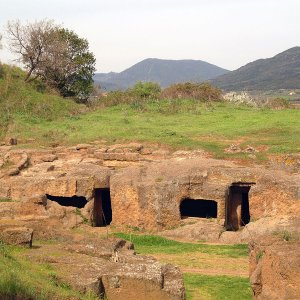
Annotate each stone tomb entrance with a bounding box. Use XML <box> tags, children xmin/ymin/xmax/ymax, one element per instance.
<box><xmin>226</xmin><ymin>183</ymin><xmax>254</xmax><ymax>231</ymax></box>
<box><xmin>180</xmin><ymin>198</ymin><xmax>217</xmax><ymax>219</ymax></box>
<box><xmin>46</xmin><ymin>194</ymin><xmax>88</xmax><ymax>208</ymax></box>
<box><xmin>93</xmin><ymin>188</ymin><xmax>112</xmax><ymax>227</ymax></box>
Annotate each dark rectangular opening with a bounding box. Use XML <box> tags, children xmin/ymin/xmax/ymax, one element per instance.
<box><xmin>180</xmin><ymin>198</ymin><xmax>217</xmax><ymax>219</ymax></box>
<box><xmin>93</xmin><ymin>188</ymin><xmax>112</xmax><ymax>227</ymax></box>
<box><xmin>226</xmin><ymin>184</ymin><xmax>251</xmax><ymax>231</ymax></box>
<box><xmin>46</xmin><ymin>194</ymin><xmax>87</xmax><ymax>208</ymax></box>
<box><xmin>241</xmin><ymin>192</ymin><xmax>250</xmax><ymax>225</ymax></box>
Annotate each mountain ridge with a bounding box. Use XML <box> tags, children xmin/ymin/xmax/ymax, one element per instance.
<box><xmin>94</xmin><ymin>58</ymin><xmax>229</xmax><ymax>90</ymax></box>
<box><xmin>211</xmin><ymin>47</ymin><xmax>300</xmax><ymax>91</ymax></box>
<box><xmin>94</xmin><ymin>47</ymin><xmax>300</xmax><ymax>91</ymax></box>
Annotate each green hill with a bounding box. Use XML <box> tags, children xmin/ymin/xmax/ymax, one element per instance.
<box><xmin>0</xmin><ymin>64</ymin><xmax>83</xmax><ymax>139</ymax></box>
<box><xmin>0</xmin><ymin>64</ymin><xmax>299</xmax><ymax>161</ymax></box>
<box><xmin>212</xmin><ymin>47</ymin><xmax>300</xmax><ymax>91</ymax></box>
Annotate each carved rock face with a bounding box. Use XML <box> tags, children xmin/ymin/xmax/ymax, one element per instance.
<box><xmin>249</xmin><ymin>235</ymin><xmax>300</xmax><ymax>299</ymax></box>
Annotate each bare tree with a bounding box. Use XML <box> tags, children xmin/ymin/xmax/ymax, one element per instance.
<box><xmin>6</xmin><ymin>20</ymin><xmax>96</xmax><ymax>101</ymax></box>
<box><xmin>6</xmin><ymin>20</ymin><xmax>62</xmax><ymax>82</ymax></box>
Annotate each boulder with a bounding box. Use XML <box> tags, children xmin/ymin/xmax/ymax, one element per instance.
<box><xmin>0</xmin><ymin>227</ymin><xmax>33</xmax><ymax>247</ymax></box>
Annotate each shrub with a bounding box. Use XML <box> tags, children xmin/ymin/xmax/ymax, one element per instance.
<box><xmin>97</xmin><ymin>90</ymin><xmax>133</xmax><ymax>107</ymax></box>
<box><xmin>265</xmin><ymin>97</ymin><xmax>290</xmax><ymax>109</ymax></box>
<box><xmin>96</xmin><ymin>82</ymin><xmax>161</xmax><ymax>108</ymax></box>
<box><xmin>161</xmin><ymin>82</ymin><xmax>223</xmax><ymax>102</ymax></box>
<box><xmin>281</xmin><ymin>230</ymin><xmax>293</xmax><ymax>241</ymax></box>
<box><xmin>256</xmin><ymin>250</ymin><xmax>264</xmax><ymax>262</ymax></box>
<box><xmin>129</xmin><ymin>81</ymin><xmax>161</xmax><ymax>99</ymax></box>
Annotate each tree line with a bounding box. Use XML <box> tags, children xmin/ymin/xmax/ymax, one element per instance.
<box><xmin>2</xmin><ymin>20</ymin><xmax>95</xmax><ymax>102</ymax></box>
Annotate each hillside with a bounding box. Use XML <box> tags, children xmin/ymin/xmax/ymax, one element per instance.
<box><xmin>212</xmin><ymin>47</ymin><xmax>300</xmax><ymax>91</ymax></box>
<box><xmin>0</xmin><ymin>64</ymin><xmax>299</xmax><ymax>161</ymax></box>
<box><xmin>0</xmin><ymin>65</ymin><xmax>83</xmax><ymax>139</ymax></box>
<box><xmin>94</xmin><ymin>58</ymin><xmax>229</xmax><ymax>90</ymax></box>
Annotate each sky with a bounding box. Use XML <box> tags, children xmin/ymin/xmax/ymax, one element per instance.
<box><xmin>0</xmin><ymin>0</ymin><xmax>299</xmax><ymax>73</ymax></box>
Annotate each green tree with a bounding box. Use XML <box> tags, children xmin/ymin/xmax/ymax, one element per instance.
<box><xmin>43</xmin><ymin>28</ymin><xmax>96</xmax><ymax>102</ymax></box>
<box><xmin>6</xmin><ymin>20</ymin><xmax>96</xmax><ymax>102</ymax></box>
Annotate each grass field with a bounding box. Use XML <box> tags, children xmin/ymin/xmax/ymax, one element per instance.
<box><xmin>114</xmin><ymin>233</ymin><xmax>248</xmax><ymax>257</ymax></box>
<box><xmin>1</xmin><ymin>65</ymin><xmax>299</xmax><ymax>160</ymax></box>
<box><xmin>184</xmin><ymin>273</ymin><xmax>252</xmax><ymax>300</ymax></box>
<box><xmin>114</xmin><ymin>233</ymin><xmax>252</xmax><ymax>299</ymax></box>
<box><xmin>10</xmin><ymin>101</ymin><xmax>300</xmax><ymax>160</ymax></box>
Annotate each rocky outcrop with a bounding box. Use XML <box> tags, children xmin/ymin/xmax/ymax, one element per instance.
<box><xmin>26</xmin><ymin>237</ymin><xmax>185</xmax><ymax>300</ymax></box>
<box><xmin>0</xmin><ymin>226</ymin><xmax>33</xmax><ymax>247</ymax></box>
<box><xmin>110</xmin><ymin>158</ymin><xmax>300</xmax><ymax>230</ymax></box>
<box><xmin>0</xmin><ymin>144</ymin><xmax>299</xmax><ymax>239</ymax></box>
<box><xmin>249</xmin><ymin>235</ymin><xmax>300</xmax><ymax>299</ymax></box>
<box><xmin>220</xmin><ymin>215</ymin><xmax>300</xmax><ymax>244</ymax></box>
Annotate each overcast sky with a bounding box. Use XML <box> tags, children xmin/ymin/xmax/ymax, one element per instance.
<box><xmin>0</xmin><ymin>0</ymin><xmax>299</xmax><ymax>72</ymax></box>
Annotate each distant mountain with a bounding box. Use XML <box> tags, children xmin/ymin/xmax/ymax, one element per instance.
<box><xmin>94</xmin><ymin>58</ymin><xmax>229</xmax><ymax>91</ymax></box>
<box><xmin>212</xmin><ymin>47</ymin><xmax>300</xmax><ymax>91</ymax></box>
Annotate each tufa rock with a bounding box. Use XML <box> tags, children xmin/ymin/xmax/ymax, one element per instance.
<box><xmin>0</xmin><ymin>227</ymin><xmax>33</xmax><ymax>247</ymax></box>
<box><xmin>5</xmin><ymin>137</ymin><xmax>17</xmax><ymax>146</ymax></box>
<box><xmin>249</xmin><ymin>235</ymin><xmax>300</xmax><ymax>299</ymax></box>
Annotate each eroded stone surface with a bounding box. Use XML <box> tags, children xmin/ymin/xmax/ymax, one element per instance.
<box><xmin>0</xmin><ymin>144</ymin><xmax>299</xmax><ymax>240</ymax></box>
<box><xmin>25</xmin><ymin>236</ymin><xmax>185</xmax><ymax>300</ymax></box>
<box><xmin>110</xmin><ymin>158</ymin><xmax>299</xmax><ymax>231</ymax></box>
<box><xmin>0</xmin><ymin>142</ymin><xmax>299</xmax><ymax>299</ymax></box>
<box><xmin>0</xmin><ymin>226</ymin><xmax>33</xmax><ymax>247</ymax></box>
<box><xmin>249</xmin><ymin>235</ymin><xmax>300</xmax><ymax>299</ymax></box>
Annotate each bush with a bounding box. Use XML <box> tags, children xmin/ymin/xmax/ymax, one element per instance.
<box><xmin>96</xmin><ymin>82</ymin><xmax>161</xmax><ymax>108</ymax></box>
<box><xmin>265</xmin><ymin>97</ymin><xmax>290</xmax><ymax>109</ymax></box>
<box><xmin>129</xmin><ymin>81</ymin><xmax>161</xmax><ymax>99</ymax></box>
<box><xmin>97</xmin><ymin>90</ymin><xmax>133</xmax><ymax>107</ymax></box>
<box><xmin>161</xmin><ymin>82</ymin><xmax>223</xmax><ymax>102</ymax></box>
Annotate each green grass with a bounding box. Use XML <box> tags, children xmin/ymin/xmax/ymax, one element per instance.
<box><xmin>0</xmin><ymin>64</ymin><xmax>83</xmax><ymax>140</ymax></box>
<box><xmin>115</xmin><ymin>233</ymin><xmax>251</xmax><ymax>299</ymax></box>
<box><xmin>0</xmin><ymin>242</ymin><xmax>98</xmax><ymax>300</ymax></box>
<box><xmin>9</xmin><ymin>100</ymin><xmax>300</xmax><ymax>158</ymax></box>
<box><xmin>114</xmin><ymin>233</ymin><xmax>248</xmax><ymax>258</ymax></box>
<box><xmin>0</xmin><ymin>198</ymin><xmax>12</xmax><ymax>202</ymax></box>
<box><xmin>1</xmin><ymin>65</ymin><xmax>299</xmax><ymax>159</ymax></box>
<box><xmin>184</xmin><ymin>273</ymin><xmax>252</xmax><ymax>300</ymax></box>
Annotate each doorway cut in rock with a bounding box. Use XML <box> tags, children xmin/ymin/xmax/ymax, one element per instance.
<box><xmin>46</xmin><ymin>194</ymin><xmax>87</xmax><ymax>208</ymax></box>
<box><xmin>180</xmin><ymin>198</ymin><xmax>217</xmax><ymax>219</ymax></box>
<box><xmin>226</xmin><ymin>182</ymin><xmax>254</xmax><ymax>231</ymax></box>
<box><xmin>93</xmin><ymin>188</ymin><xmax>112</xmax><ymax>227</ymax></box>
